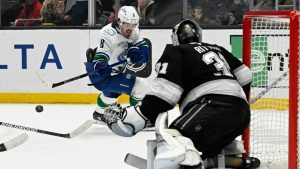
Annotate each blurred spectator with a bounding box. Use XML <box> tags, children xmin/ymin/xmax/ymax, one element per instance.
<box><xmin>154</xmin><ymin>0</ymin><xmax>182</xmax><ymax>27</ymax></box>
<box><xmin>281</xmin><ymin>0</ymin><xmax>293</xmax><ymax>4</ymax></box>
<box><xmin>279</xmin><ymin>0</ymin><xmax>294</xmax><ymax>10</ymax></box>
<box><xmin>1</xmin><ymin>0</ymin><xmax>23</xmax><ymax>26</ymax></box>
<box><xmin>41</xmin><ymin>0</ymin><xmax>66</xmax><ymax>25</ymax></box>
<box><xmin>132</xmin><ymin>0</ymin><xmax>156</xmax><ymax>26</ymax></box>
<box><xmin>224</xmin><ymin>0</ymin><xmax>248</xmax><ymax>25</ymax></box>
<box><xmin>64</xmin><ymin>0</ymin><xmax>101</xmax><ymax>26</ymax></box>
<box><xmin>187</xmin><ymin>5</ymin><xmax>202</xmax><ymax>25</ymax></box>
<box><xmin>101</xmin><ymin>0</ymin><xmax>115</xmax><ymax>12</ymax></box>
<box><xmin>254</xmin><ymin>0</ymin><xmax>295</xmax><ymax>10</ymax></box>
<box><xmin>120</xmin><ymin>0</ymin><xmax>136</xmax><ymax>6</ymax></box>
<box><xmin>188</xmin><ymin>0</ymin><xmax>229</xmax><ymax>26</ymax></box>
<box><xmin>99</xmin><ymin>0</ymin><xmax>116</xmax><ymax>25</ymax></box>
<box><xmin>254</xmin><ymin>0</ymin><xmax>274</xmax><ymax>10</ymax></box>
<box><xmin>1</xmin><ymin>0</ymin><xmax>18</xmax><ymax>12</ymax></box>
<box><xmin>98</xmin><ymin>11</ymin><xmax>116</xmax><ymax>26</ymax></box>
<box><xmin>16</xmin><ymin>0</ymin><xmax>42</xmax><ymax>26</ymax></box>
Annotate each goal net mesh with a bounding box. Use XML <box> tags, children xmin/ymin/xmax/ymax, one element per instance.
<box><xmin>245</xmin><ymin>14</ymin><xmax>300</xmax><ymax>168</ymax></box>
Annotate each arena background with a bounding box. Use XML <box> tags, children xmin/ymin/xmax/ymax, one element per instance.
<box><xmin>0</xmin><ymin>29</ymin><xmax>244</xmax><ymax>103</ymax></box>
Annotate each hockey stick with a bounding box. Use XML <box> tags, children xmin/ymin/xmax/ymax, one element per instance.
<box><xmin>251</xmin><ymin>71</ymin><xmax>288</xmax><ymax>104</ymax></box>
<box><xmin>52</xmin><ymin>59</ymin><xmax>127</xmax><ymax>88</ymax></box>
<box><xmin>124</xmin><ymin>153</ymin><xmax>147</xmax><ymax>169</ymax></box>
<box><xmin>0</xmin><ymin>120</ymin><xmax>93</xmax><ymax>138</ymax></box>
<box><xmin>0</xmin><ymin>133</ymin><xmax>29</xmax><ymax>152</ymax></box>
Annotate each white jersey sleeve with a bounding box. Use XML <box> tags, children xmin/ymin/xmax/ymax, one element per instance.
<box><xmin>95</xmin><ymin>25</ymin><xmax>117</xmax><ymax>62</ymax></box>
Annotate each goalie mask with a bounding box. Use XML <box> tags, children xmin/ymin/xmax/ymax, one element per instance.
<box><xmin>171</xmin><ymin>19</ymin><xmax>202</xmax><ymax>46</ymax></box>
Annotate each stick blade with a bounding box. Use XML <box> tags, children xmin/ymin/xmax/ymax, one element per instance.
<box><xmin>69</xmin><ymin>120</ymin><xmax>93</xmax><ymax>138</ymax></box>
<box><xmin>52</xmin><ymin>82</ymin><xmax>62</xmax><ymax>88</ymax></box>
<box><xmin>0</xmin><ymin>133</ymin><xmax>29</xmax><ymax>152</ymax></box>
<box><xmin>124</xmin><ymin>153</ymin><xmax>147</xmax><ymax>169</ymax></box>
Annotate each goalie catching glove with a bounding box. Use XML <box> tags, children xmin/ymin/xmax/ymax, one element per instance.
<box><xmin>104</xmin><ymin>103</ymin><xmax>151</xmax><ymax>137</ymax></box>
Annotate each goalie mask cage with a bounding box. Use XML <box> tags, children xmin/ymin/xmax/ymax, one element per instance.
<box><xmin>242</xmin><ymin>10</ymin><xmax>300</xmax><ymax>169</ymax></box>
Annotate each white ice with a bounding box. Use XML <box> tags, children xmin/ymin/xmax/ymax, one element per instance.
<box><xmin>0</xmin><ymin>104</ymin><xmax>290</xmax><ymax>169</ymax></box>
<box><xmin>0</xmin><ymin>103</ymin><xmax>180</xmax><ymax>169</ymax></box>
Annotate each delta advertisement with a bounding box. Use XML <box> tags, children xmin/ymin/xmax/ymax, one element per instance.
<box><xmin>0</xmin><ymin>29</ymin><xmax>290</xmax><ymax>103</ymax></box>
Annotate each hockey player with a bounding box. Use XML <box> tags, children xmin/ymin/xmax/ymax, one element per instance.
<box><xmin>85</xmin><ymin>6</ymin><xmax>149</xmax><ymax>124</ymax></box>
<box><xmin>103</xmin><ymin>19</ymin><xmax>260</xmax><ymax>169</ymax></box>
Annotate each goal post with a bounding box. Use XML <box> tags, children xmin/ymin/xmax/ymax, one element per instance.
<box><xmin>242</xmin><ymin>10</ymin><xmax>300</xmax><ymax>169</ymax></box>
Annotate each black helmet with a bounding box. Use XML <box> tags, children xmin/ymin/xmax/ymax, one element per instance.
<box><xmin>171</xmin><ymin>19</ymin><xmax>202</xmax><ymax>46</ymax></box>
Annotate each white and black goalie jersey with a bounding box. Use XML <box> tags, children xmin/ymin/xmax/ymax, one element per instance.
<box><xmin>140</xmin><ymin>43</ymin><xmax>251</xmax><ymax>124</ymax></box>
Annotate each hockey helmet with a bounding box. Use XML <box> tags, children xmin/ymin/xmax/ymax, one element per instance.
<box><xmin>171</xmin><ymin>19</ymin><xmax>202</xmax><ymax>46</ymax></box>
<box><xmin>118</xmin><ymin>6</ymin><xmax>139</xmax><ymax>25</ymax></box>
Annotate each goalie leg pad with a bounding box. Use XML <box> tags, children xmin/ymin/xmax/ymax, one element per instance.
<box><xmin>224</xmin><ymin>140</ymin><xmax>245</xmax><ymax>155</ymax></box>
<box><xmin>176</xmin><ymin>136</ymin><xmax>202</xmax><ymax>166</ymax></box>
<box><xmin>154</xmin><ymin>140</ymin><xmax>185</xmax><ymax>169</ymax></box>
<box><xmin>154</xmin><ymin>113</ymin><xmax>202</xmax><ymax>168</ymax></box>
<box><xmin>106</xmin><ymin>106</ymin><xmax>147</xmax><ymax>137</ymax></box>
<box><xmin>154</xmin><ymin>131</ymin><xmax>203</xmax><ymax>169</ymax></box>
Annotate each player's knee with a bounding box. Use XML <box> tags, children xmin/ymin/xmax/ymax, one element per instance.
<box><xmin>97</xmin><ymin>93</ymin><xmax>118</xmax><ymax>109</ymax></box>
<box><xmin>131</xmin><ymin>77</ymin><xmax>149</xmax><ymax>99</ymax></box>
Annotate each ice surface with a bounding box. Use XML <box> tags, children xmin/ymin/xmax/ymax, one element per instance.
<box><xmin>0</xmin><ymin>104</ymin><xmax>179</xmax><ymax>169</ymax></box>
<box><xmin>1</xmin><ymin>104</ymin><xmax>286</xmax><ymax>169</ymax></box>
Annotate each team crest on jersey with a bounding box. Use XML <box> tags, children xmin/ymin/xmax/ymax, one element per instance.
<box><xmin>126</xmin><ymin>63</ymin><xmax>146</xmax><ymax>73</ymax></box>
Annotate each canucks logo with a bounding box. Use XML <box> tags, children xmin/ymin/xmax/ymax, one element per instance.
<box><xmin>126</xmin><ymin>63</ymin><xmax>146</xmax><ymax>73</ymax></box>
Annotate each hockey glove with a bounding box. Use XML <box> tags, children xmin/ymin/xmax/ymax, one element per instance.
<box><xmin>85</xmin><ymin>61</ymin><xmax>112</xmax><ymax>80</ymax></box>
<box><xmin>104</xmin><ymin>104</ymin><xmax>148</xmax><ymax>137</ymax></box>
<box><xmin>127</xmin><ymin>46</ymin><xmax>148</xmax><ymax>64</ymax></box>
<box><xmin>86</xmin><ymin>47</ymin><xmax>97</xmax><ymax>62</ymax></box>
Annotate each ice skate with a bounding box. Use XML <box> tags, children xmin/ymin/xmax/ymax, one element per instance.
<box><xmin>92</xmin><ymin>110</ymin><xmax>107</xmax><ymax>126</ymax></box>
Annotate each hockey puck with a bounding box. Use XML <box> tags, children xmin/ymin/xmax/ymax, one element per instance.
<box><xmin>35</xmin><ymin>105</ymin><xmax>43</xmax><ymax>113</ymax></box>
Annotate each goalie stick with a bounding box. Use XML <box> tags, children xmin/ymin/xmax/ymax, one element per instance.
<box><xmin>251</xmin><ymin>71</ymin><xmax>288</xmax><ymax>104</ymax></box>
<box><xmin>0</xmin><ymin>120</ymin><xmax>93</xmax><ymax>138</ymax></box>
<box><xmin>124</xmin><ymin>153</ymin><xmax>147</xmax><ymax>169</ymax></box>
<box><xmin>52</xmin><ymin>59</ymin><xmax>127</xmax><ymax>88</ymax></box>
<box><xmin>0</xmin><ymin>133</ymin><xmax>29</xmax><ymax>152</ymax></box>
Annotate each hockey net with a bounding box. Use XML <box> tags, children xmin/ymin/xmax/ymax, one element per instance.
<box><xmin>242</xmin><ymin>10</ymin><xmax>300</xmax><ymax>169</ymax></box>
